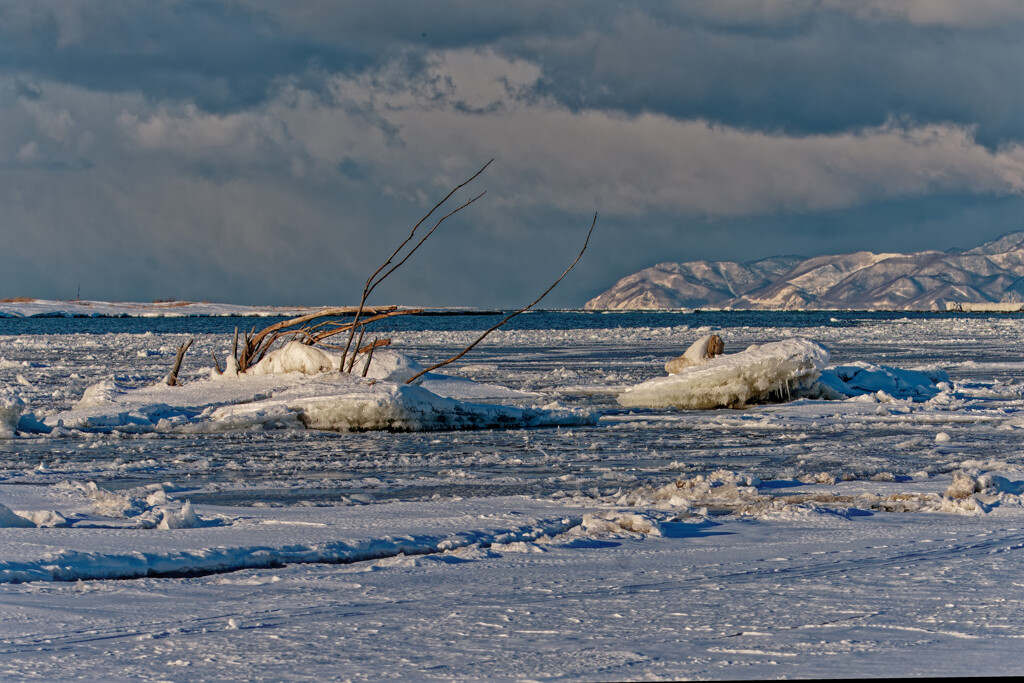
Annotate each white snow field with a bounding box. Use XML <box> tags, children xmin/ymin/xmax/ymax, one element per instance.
<box><xmin>3</xmin><ymin>310</ymin><xmax>1024</xmax><ymax>679</ymax></box>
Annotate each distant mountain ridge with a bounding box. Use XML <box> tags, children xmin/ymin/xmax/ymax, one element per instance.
<box><xmin>585</xmin><ymin>232</ymin><xmax>1024</xmax><ymax>311</ymax></box>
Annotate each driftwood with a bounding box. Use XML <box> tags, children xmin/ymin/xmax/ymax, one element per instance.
<box><xmin>361</xmin><ymin>338</ymin><xmax>388</xmax><ymax>377</ymax></box>
<box><xmin>235</xmin><ymin>306</ymin><xmax>406</xmax><ymax>371</ymax></box>
<box><xmin>404</xmin><ymin>213</ymin><xmax>597</xmax><ymax>384</ymax></box>
<box><xmin>340</xmin><ymin>160</ymin><xmax>493</xmax><ymax>371</ymax></box>
<box><xmin>166</xmin><ymin>338</ymin><xmax>194</xmax><ymax>386</ymax></box>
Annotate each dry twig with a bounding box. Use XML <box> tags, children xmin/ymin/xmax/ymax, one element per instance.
<box><xmin>404</xmin><ymin>213</ymin><xmax>597</xmax><ymax>384</ymax></box>
<box><xmin>340</xmin><ymin>160</ymin><xmax>493</xmax><ymax>370</ymax></box>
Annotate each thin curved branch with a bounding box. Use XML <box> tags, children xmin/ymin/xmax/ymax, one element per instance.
<box><xmin>340</xmin><ymin>160</ymin><xmax>494</xmax><ymax>369</ymax></box>
<box><xmin>404</xmin><ymin>213</ymin><xmax>597</xmax><ymax>384</ymax></box>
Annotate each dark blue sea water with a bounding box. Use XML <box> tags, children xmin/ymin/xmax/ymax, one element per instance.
<box><xmin>1</xmin><ymin>309</ymin><xmax>1012</xmax><ymax>336</ymax></box>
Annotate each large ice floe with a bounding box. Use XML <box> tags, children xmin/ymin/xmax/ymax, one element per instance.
<box><xmin>619</xmin><ymin>337</ymin><xmax>830</xmax><ymax>409</ymax></box>
<box><xmin>619</xmin><ymin>335</ymin><xmax>952</xmax><ymax>410</ymax></box>
<box><xmin>26</xmin><ymin>342</ymin><xmax>593</xmax><ymax>434</ymax></box>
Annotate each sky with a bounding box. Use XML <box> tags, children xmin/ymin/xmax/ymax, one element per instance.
<box><xmin>2</xmin><ymin>1</ymin><xmax>1024</xmax><ymax>308</ymax></box>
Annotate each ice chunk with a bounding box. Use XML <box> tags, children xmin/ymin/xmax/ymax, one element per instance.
<box><xmin>0</xmin><ymin>503</ymin><xmax>35</xmax><ymax>528</ymax></box>
<box><xmin>158</xmin><ymin>501</ymin><xmax>202</xmax><ymax>530</ymax></box>
<box><xmin>619</xmin><ymin>338</ymin><xmax>829</xmax><ymax>410</ymax></box>
<box><xmin>0</xmin><ymin>393</ymin><xmax>25</xmax><ymax>438</ymax></box>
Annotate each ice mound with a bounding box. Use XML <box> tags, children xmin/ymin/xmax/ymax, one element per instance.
<box><xmin>348</xmin><ymin>348</ymin><xmax>425</xmax><ymax>384</ymax></box>
<box><xmin>619</xmin><ymin>338</ymin><xmax>829</xmax><ymax>410</ymax></box>
<box><xmin>209</xmin><ymin>375</ymin><xmax>589</xmax><ymax>433</ymax></box>
<box><xmin>250</xmin><ymin>342</ymin><xmax>335</xmax><ymax>375</ymax></box>
<box><xmin>37</xmin><ymin>352</ymin><xmax>593</xmax><ymax>434</ymax></box>
<box><xmin>0</xmin><ymin>393</ymin><xmax>25</xmax><ymax>439</ymax></box>
<box><xmin>249</xmin><ymin>342</ymin><xmax>425</xmax><ymax>384</ymax></box>
<box><xmin>815</xmin><ymin>362</ymin><xmax>949</xmax><ymax>402</ymax></box>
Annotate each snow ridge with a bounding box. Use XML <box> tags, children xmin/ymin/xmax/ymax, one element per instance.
<box><xmin>0</xmin><ymin>515</ymin><xmax>583</xmax><ymax>583</ymax></box>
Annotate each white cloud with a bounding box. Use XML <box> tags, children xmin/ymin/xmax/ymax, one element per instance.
<box><xmin>117</xmin><ymin>104</ymin><xmax>284</xmax><ymax>154</ymax></box>
<box><xmin>102</xmin><ymin>50</ymin><xmax>1024</xmax><ymax>218</ymax></box>
<box><xmin>15</xmin><ymin>141</ymin><xmax>38</xmax><ymax>161</ymax></box>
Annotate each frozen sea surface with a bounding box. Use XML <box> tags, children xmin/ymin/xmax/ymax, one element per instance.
<box><xmin>3</xmin><ymin>310</ymin><xmax>1024</xmax><ymax>679</ymax></box>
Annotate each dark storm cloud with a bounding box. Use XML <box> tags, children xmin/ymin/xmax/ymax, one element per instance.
<box><xmin>2</xmin><ymin>1</ymin><xmax>1024</xmax><ymax>307</ymax></box>
<box><xmin>6</xmin><ymin>2</ymin><xmax>1020</xmax><ymax>142</ymax></box>
<box><xmin>530</xmin><ymin>16</ymin><xmax>1024</xmax><ymax>145</ymax></box>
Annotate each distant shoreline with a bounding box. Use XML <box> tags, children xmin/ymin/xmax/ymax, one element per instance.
<box><xmin>3</xmin><ymin>298</ymin><xmax>1023</xmax><ymax>319</ymax></box>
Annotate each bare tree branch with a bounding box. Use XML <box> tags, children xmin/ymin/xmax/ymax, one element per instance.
<box><xmin>166</xmin><ymin>338</ymin><xmax>194</xmax><ymax>386</ymax></box>
<box><xmin>340</xmin><ymin>160</ymin><xmax>494</xmax><ymax>369</ymax></box>
<box><xmin>404</xmin><ymin>213</ymin><xmax>597</xmax><ymax>384</ymax></box>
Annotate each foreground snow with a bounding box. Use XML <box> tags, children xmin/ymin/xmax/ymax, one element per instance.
<box><xmin>3</xmin><ymin>468</ymin><xmax>1024</xmax><ymax>679</ymax></box>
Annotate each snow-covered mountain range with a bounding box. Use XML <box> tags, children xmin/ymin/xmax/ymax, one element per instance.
<box><xmin>585</xmin><ymin>232</ymin><xmax>1024</xmax><ymax>311</ymax></box>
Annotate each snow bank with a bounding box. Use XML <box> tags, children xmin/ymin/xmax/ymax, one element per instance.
<box><xmin>0</xmin><ymin>490</ymin><xmax>584</xmax><ymax>583</ymax></box>
<box><xmin>36</xmin><ymin>349</ymin><xmax>593</xmax><ymax>434</ymax></box>
<box><xmin>619</xmin><ymin>338</ymin><xmax>829</xmax><ymax>410</ymax></box>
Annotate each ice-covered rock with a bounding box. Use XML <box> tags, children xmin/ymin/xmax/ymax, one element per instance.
<box><xmin>664</xmin><ymin>334</ymin><xmax>724</xmax><ymax>374</ymax></box>
<box><xmin>619</xmin><ymin>338</ymin><xmax>829</xmax><ymax>410</ymax></box>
